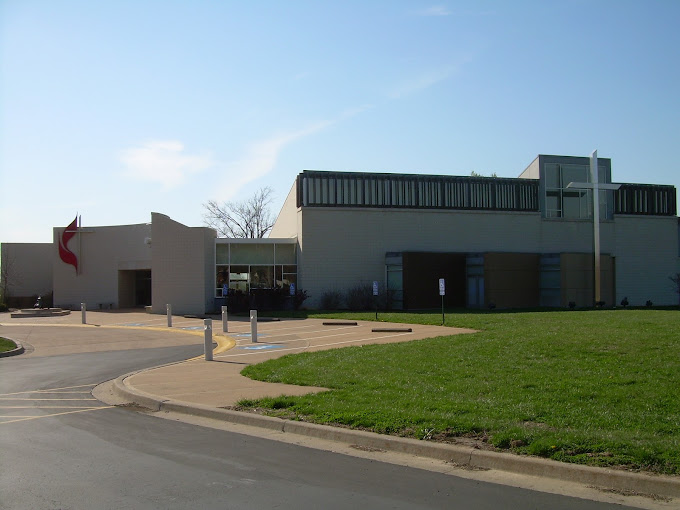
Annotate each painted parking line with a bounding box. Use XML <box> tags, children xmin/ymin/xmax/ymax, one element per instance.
<box><xmin>33</xmin><ymin>393</ymin><xmax>94</xmax><ymax>396</ymax></box>
<box><xmin>0</xmin><ymin>383</ymin><xmax>113</xmax><ymax>425</ymax></box>
<box><xmin>0</xmin><ymin>384</ymin><xmax>98</xmax><ymax>396</ymax></box>
<box><xmin>220</xmin><ymin>323</ymin><xmax>416</xmax><ymax>357</ymax></box>
<box><xmin>0</xmin><ymin>407</ymin><xmax>114</xmax><ymax>425</ymax></box>
<box><xmin>113</xmin><ymin>318</ymin><xmax>167</xmax><ymax>326</ymax></box>
<box><xmin>120</xmin><ymin>322</ymin><xmax>202</xmax><ymax>329</ymax></box>
<box><xmin>255</xmin><ymin>323</ymin><xmax>353</xmax><ymax>334</ymax></box>
<box><xmin>237</xmin><ymin>328</ymin><xmax>383</xmax><ymax>345</ymax></box>
<box><xmin>224</xmin><ymin>322</ymin><xmax>351</xmax><ymax>336</ymax></box>
<box><xmin>118</xmin><ymin>319</ymin><xmax>211</xmax><ymax>329</ymax></box>
<box><xmin>2</xmin><ymin>406</ymin><xmax>109</xmax><ymax>409</ymax></box>
<box><xmin>230</xmin><ymin>325</ymin><xmax>362</xmax><ymax>343</ymax></box>
<box><xmin>1</xmin><ymin>398</ymin><xmax>99</xmax><ymax>401</ymax></box>
<box><xmin>217</xmin><ymin>332</ymin><xmax>413</xmax><ymax>358</ymax></box>
<box><xmin>237</xmin><ymin>344</ymin><xmax>285</xmax><ymax>351</ymax></box>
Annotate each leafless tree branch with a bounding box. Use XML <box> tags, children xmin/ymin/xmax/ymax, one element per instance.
<box><xmin>0</xmin><ymin>249</ymin><xmax>20</xmax><ymax>300</ymax></box>
<box><xmin>203</xmin><ymin>187</ymin><xmax>275</xmax><ymax>238</ymax></box>
<box><xmin>671</xmin><ymin>273</ymin><xmax>680</xmax><ymax>304</ymax></box>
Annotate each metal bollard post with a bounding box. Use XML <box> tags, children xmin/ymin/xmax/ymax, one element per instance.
<box><xmin>204</xmin><ymin>319</ymin><xmax>213</xmax><ymax>361</ymax></box>
<box><xmin>166</xmin><ymin>304</ymin><xmax>172</xmax><ymax>327</ymax></box>
<box><xmin>250</xmin><ymin>309</ymin><xmax>257</xmax><ymax>343</ymax></box>
<box><xmin>222</xmin><ymin>305</ymin><xmax>228</xmax><ymax>333</ymax></box>
<box><xmin>81</xmin><ymin>303</ymin><xmax>86</xmax><ymax>324</ymax></box>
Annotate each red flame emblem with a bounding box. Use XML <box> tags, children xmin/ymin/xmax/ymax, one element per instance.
<box><xmin>59</xmin><ymin>216</ymin><xmax>78</xmax><ymax>273</ymax></box>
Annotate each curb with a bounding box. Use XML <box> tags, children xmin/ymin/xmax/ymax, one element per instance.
<box><xmin>0</xmin><ymin>339</ymin><xmax>24</xmax><ymax>358</ymax></box>
<box><xmin>111</xmin><ymin>372</ymin><xmax>680</xmax><ymax>499</ymax></box>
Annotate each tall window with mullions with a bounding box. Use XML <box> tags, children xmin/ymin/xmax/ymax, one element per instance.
<box><xmin>214</xmin><ymin>242</ymin><xmax>297</xmax><ymax>297</ymax></box>
<box><xmin>544</xmin><ymin>163</ymin><xmax>613</xmax><ymax>220</ymax></box>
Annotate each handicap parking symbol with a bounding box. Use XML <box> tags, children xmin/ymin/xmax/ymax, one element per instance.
<box><xmin>238</xmin><ymin>344</ymin><xmax>284</xmax><ymax>351</ymax></box>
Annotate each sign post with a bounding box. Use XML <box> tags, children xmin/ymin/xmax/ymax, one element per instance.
<box><xmin>373</xmin><ymin>281</ymin><xmax>379</xmax><ymax>321</ymax></box>
<box><xmin>439</xmin><ymin>278</ymin><xmax>446</xmax><ymax>325</ymax></box>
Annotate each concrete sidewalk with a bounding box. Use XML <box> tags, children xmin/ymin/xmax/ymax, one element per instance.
<box><xmin>2</xmin><ymin>310</ymin><xmax>679</xmax><ymax>504</ymax></box>
<box><xmin>123</xmin><ymin>316</ymin><xmax>469</xmax><ymax>407</ymax></box>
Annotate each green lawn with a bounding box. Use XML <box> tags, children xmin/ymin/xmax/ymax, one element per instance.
<box><xmin>240</xmin><ymin>309</ymin><xmax>680</xmax><ymax>474</ymax></box>
<box><xmin>0</xmin><ymin>337</ymin><xmax>17</xmax><ymax>352</ymax></box>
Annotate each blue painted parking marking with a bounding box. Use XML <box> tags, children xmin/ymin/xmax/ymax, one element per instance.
<box><xmin>234</xmin><ymin>333</ymin><xmax>269</xmax><ymax>338</ymax></box>
<box><xmin>180</xmin><ymin>326</ymin><xmax>203</xmax><ymax>330</ymax></box>
<box><xmin>123</xmin><ymin>323</ymin><xmax>147</xmax><ymax>327</ymax></box>
<box><xmin>238</xmin><ymin>344</ymin><xmax>284</xmax><ymax>351</ymax></box>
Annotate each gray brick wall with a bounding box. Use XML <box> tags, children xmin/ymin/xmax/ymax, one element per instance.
<box><xmin>1</xmin><ymin>243</ymin><xmax>53</xmax><ymax>298</ymax></box>
<box><xmin>298</xmin><ymin>207</ymin><xmax>679</xmax><ymax>308</ymax></box>
<box><xmin>151</xmin><ymin>213</ymin><xmax>215</xmax><ymax>315</ymax></box>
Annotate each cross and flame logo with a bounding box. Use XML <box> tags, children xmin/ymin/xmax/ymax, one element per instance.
<box><xmin>59</xmin><ymin>216</ymin><xmax>78</xmax><ymax>273</ymax></box>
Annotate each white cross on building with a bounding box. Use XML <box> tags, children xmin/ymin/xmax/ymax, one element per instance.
<box><xmin>565</xmin><ymin>150</ymin><xmax>621</xmax><ymax>304</ymax></box>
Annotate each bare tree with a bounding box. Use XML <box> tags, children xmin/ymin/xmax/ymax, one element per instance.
<box><xmin>0</xmin><ymin>248</ymin><xmax>20</xmax><ymax>302</ymax></box>
<box><xmin>671</xmin><ymin>273</ymin><xmax>680</xmax><ymax>305</ymax></box>
<box><xmin>203</xmin><ymin>187</ymin><xmax>276</xmax><ymax>238</ymax></box>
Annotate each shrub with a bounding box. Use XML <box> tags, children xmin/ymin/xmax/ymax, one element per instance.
<box><xmin>379</xmin><ymin>289</ymin><xmax>397</xmax><ymax>311</ymax></box>
<box><xmin>320</xmin><ymin>290</ymin><xmax>343</xmax><ymax>310</ymax></box>
<box><xmin>345</xmin><ymin>284</ymin><xmax>375</xmax><ymax>311</ymax></box>
<box><xmin>293</xmin><ymin>289</ymin><xmax>309</xmax><ymax>310</ymax></box>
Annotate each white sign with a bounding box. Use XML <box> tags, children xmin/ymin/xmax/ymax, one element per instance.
<box><xmin>373</xmin><ymin>281</ymin><xmax>379</xmax><ymax>296</ymax></box>
<box><xmin>439</xmin><ymin>278</ymin><xmax>445</xmax><ymax>296</ymax></box>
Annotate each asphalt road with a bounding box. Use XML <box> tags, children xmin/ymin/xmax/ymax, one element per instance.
<box><xmin>0</xmin><ymin>344</ymin><xmax>639</xmax><ymax>509</ymax></box>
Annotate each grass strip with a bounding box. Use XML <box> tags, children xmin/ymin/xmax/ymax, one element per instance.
<box><xmin>239</xmin><ymin>309</ymin><xmax>680</xmax><ymax>474</ymax></box>
<box><xmin>0</xmin><ymin>337</ymin><xmax>17</xmax><ymax>352</ymax></box>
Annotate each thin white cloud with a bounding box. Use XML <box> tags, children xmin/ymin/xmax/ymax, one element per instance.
<box><xmin>119</xmin><ymin>140</ymin><xmax>213</xmax><ymax>190</ymax></box>
<box><xmin>339</xmin><ymin>104</ymin><xmax>374</xmax><ymax>120</ymax></box>
<box><xmin>419</xmin><ymin>5</ymin><xmax>452</xmax><ymax>17</ymax></box>
<box><xmin>388</xmin><ymin>65</ymin><xmax>456</xmax><ymax>99</ymax></box>
<box><xmin>214</xmin><ymin>105</ymin><xmax>374</xmax><ymax>201</ymax></box>
<box><xmin>231</xmin><ymin>122</ymin><xmax>331</xmax><ymax>188</ymax></box>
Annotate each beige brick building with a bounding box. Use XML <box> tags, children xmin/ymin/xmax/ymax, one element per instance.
<box><xmin>2</xmin><ymin>154</ymin><xmax>678</xmax><ymax>314</ymax></box>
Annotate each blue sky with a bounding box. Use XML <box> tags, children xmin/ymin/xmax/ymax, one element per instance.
<box><xmin>1</xmin><ymin>0</ymin><xmax>678</xmax><ymax>242</ymax></box>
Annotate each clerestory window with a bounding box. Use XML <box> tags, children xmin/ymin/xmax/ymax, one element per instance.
<box><xmin>544</xmin><ymin>163</ymin><xmax>613</xmax><ymax>220</ymax></box>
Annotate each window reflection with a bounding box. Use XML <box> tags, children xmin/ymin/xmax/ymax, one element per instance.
<box><xmin>543</xmin><ymin>163</ymin><xmax>611</xmax><ymax>220</ymax></box>
<box><xmin>214</xmin><ymin>243</ymin><xmax>297</xmax><ymax>297</ymax></box>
